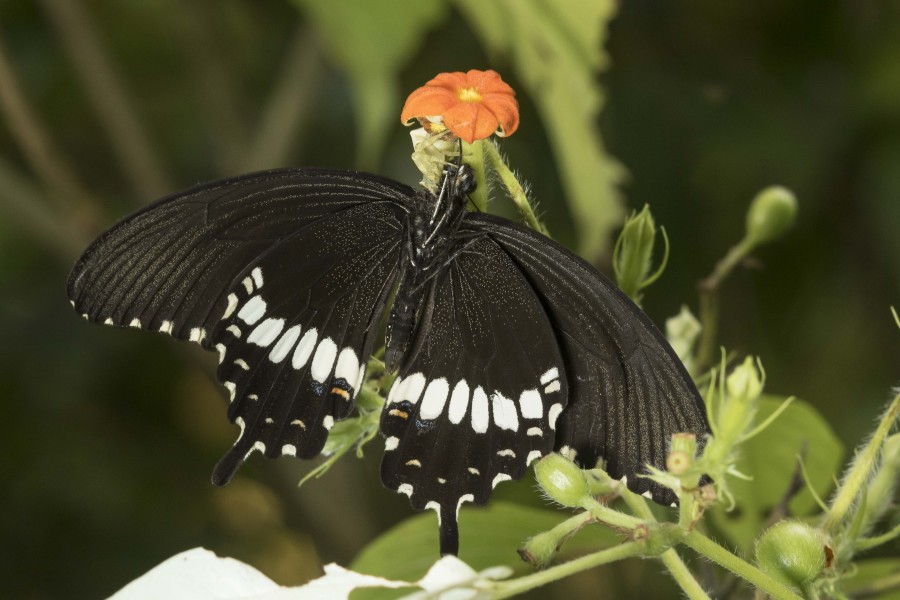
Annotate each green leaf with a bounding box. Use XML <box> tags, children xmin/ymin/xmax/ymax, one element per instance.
<box><xmin>291</xmin><ymin>0</ymin><xmax>447</xmax><ymax>170</ymax></box>
<box><xmin>840</xmin><ymin>558</ymin><xmax>900</xmax><ymax>600</ymax></box>
<box><xmin>709</xmin><ymin>396</ymin><xmax>844</xmax><ymax>553</ymax></box>
<box><xmin>349</xmin><ymin>501</ymin><xmax>620</xmax><ymax>599</ymax></box>
<box><xmin>454</xmin><ymin>0</ymin><xmax>626</xmax><ymax>259</ymax></box>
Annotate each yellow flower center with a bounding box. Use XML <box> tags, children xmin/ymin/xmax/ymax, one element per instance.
<box><xmin>457</xmin><ymin>86</ymin><xmax>483</xmax><ymax>103</ymax></box>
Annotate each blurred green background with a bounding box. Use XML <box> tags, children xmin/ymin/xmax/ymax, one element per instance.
<box><xmin>1</xmin><ymin>1</ymin><xmax>898</xmax><ymax>598</ymax></box>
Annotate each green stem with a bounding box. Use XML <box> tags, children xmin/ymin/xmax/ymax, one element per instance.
<box><xmin>520</xmin><ymin>511</ymin><xmax>594</xmax><ymax>567</ymax></box>
<box><xmin>677</xmin><ymin>528</ymin><xmax>802</xmax><ymax>600</ymax></box>
<box><xmin>823</xmin><ymin>392</ymin><xmax>900</xmax><ymax>534</ymax></box>
<box><xmin>847</xmin><ymin>569</ymin><xmax>900</xmax><ymax>599</ymax></box>
<box><xmin>696</xmin><ymin>237</ymin><xmax>755</xmax><ymax>368</ymax></box>
<box><xmin>855</xmin><ymin>520</ymin><xmax>900</xmax><ymax>551</ymax></box>
<box><xmin>660</xmin><ymin>550</ymin><xmax>711</xmax><ymax>600</ymax></box>
<box><xmin>620</xmin><ymin>485</ymin><xmax>709</xmax><ymax>600</ymax></box>
<box><xmin>482</xmin><ymin>140</ymin><xmax>548</xmax><ymax>235</ymax></box>
<box><xmin>462</xmin><ymin>140</ymin><xmax>488</xmax><ymax>212</ymax></box>
<box><xmin>580</xmin><ymin>497</ymin><xmax>643</xmax><ymax>530</ymax></box>
<box><xmin>487</xmin><ymin>541</ymin><xmax>646</xmax><ymax>599</ymax></box>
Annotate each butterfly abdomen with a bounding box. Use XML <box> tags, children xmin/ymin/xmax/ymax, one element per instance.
<box><xmin>384</xmin><ymin>271</ymin><xmax>424</xmax><ymax>372</ymax></box>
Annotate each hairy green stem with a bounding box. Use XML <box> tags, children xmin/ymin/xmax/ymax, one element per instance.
<box><xmin>483</xmin><ymin>140</ymin><xmax>548</xmax><ymax>234</ymax></box>
<box><xmin>660</xmin><ymin>550</ymin><xmax>711</xmax><ymax>600</ymax></box>
<box><xmin>487</xmin><ymin>541</ymin><xmax>646</xmax><ymax>599</ymax></box>
<box><xmin>677</xmin><ymin>528</ymin><xmax>802</xmax><ymax>600</ymax></box>
<box><xmin>823</xmin><ymin>392</ymin><xmax>900</xmax><ymax>534</ymax></box>
<box><xmin>620</xmin><ymin>486</ymin><xmax>709</xmax><ymax>599</ymax></box>
<box><xmin>580</xmin><ymin>497</ymin><xmax>643</xmax><ymax>530</ymax></box>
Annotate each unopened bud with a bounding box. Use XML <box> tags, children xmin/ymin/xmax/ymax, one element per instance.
<box><xmin>614</xmin><ymin>205</ymin><xmax>663</xmax><ymax>302</ymax></box>
<box><xmin>726</xmin><ymin>357</ymin><xmax>764</xmax><ymax>402</ymax></box>
<box><xmin>666</xmin><ymin>306</ymin><xmax>701</xmax><ymax>369</ymax></box>
<box><xmin>745</xmin><ymin>186</ymin><xmax>797</xmax><ymax>246</ymax></box>
<box><xmin>534</xmin><ymin>453</ymin><xmax>588</xmax><ymax>507</ymax></box>
<box><xmin>755</xmin><ymin>521</ymin><xmax>827</xmax><ymax>589</ymax></box>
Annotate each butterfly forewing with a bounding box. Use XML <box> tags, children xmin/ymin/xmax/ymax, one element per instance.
<box><xmin>465</xmin><ymin>213</ymin><xmax>710</xmax><ymax>505</ymax></box>
<box><xmin>380</xmin><ymin>237</ymin><xmax>566</xmax><ymax>555</ymax></box>
<box><xmin>68</xmin><ymin>169</ymin><xmax>412</xmax><ymax>484</ymax></box>
<box><xmin>68</xmin><ymin>169</ymin><xmax>413</xmax><ymax>339</ymax></box>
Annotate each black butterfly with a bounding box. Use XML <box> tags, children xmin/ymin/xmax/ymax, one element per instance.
<box><xmin>68</xmin><ymin>164</ymin><xmax>709</xmax><ymax>556</ymax></box>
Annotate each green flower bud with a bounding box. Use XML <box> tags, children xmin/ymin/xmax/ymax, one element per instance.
<box><xmin>755</xmin><ymin>521</ymin><xmax>827</xmax><ymax>589</ymax></box>
<box><xmin>708</xmin><ymin>357</ymin><xmax>765</xmax><ymax>447</ymax></box>
<box><xmin>614</xmin><ymin>205</ymin><xmax>666</xmax><ymax>303</ymax></box>
<box><xmin>745</xmin><ymin>186</ymin><xmax>797</xmax><ymax>246</ymax></box>
<box><xmin>726</xmin><ymin>356</ymin><xmax>764</xmax><ymax>402</ymax></box>
<box><xmin>534</xmin><ymin>453</ymin><xmax>589</xmax><ymax>507</ymax></box>
<box><xmin>666</xmin><ymin>306</ymin><xmax>701</xmax><ymax>371</ymax></box>
<box><xmin>518</xmin><ymin>531</ymin><xmax>558</xmax><ymax>568</ymax></box>
<box><xmin>667</xmin><ymin>433</ymin><xmax>697</xmax><ymax>475</ymax></box>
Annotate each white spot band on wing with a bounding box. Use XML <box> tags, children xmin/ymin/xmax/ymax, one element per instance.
<box><xmin>334</xmin><ymin>347</ymin><xmax>360</xmax><ymax>383</ymax></box>
<box><xmin>310</xmin><ymin>337</ymin><xmax>337</xmax><ymax>383</ymax></box>
<box><xmin>269</xmin><ymin>325</ymin><xmax>302</xmax><ymax>363</ymax></box>
<box><xmin>471</xmin><ymin>387</ymin><xmax>489</xmax><ymax>433</ymax></box>
<box><xmin>540</xmin><ymin>367</ymin><xmax>559</xmax><ymax>384</ymax></box>
<box><xmin>448</xmin><ymin>380</ymin><xmax>469</xmax><ymax>424</ymax></box>
<box><xmin>491</xmin><ymin>392</ymin><xmax>519</xmax><ymax>431</ymax></box>
<box><xmin>238</xmin><ymin>296</ymin><xmax>266</xmax><ymax>325</ymax></box>
<box><xmin>247</xmin><ymin>318</ymin><xmax>284</xmax><ymax>347</ymax></box>
<box><xmin>292</xmin><ymin>328</ymin><xmax>318</xmax><ymax>369</ymax></box>
<box><xmin>519</xmin><ymin>389</ymin><xmax>543</xmax><ymax>419</ymax></box>
<box><xmin>419</xmin><ymin>377</ymin><xmax>449</xmax><ymax>419</ymax></box>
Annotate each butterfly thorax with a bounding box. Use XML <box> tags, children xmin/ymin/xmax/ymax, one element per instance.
<box><xmin>384</xmin><ymin>165</ymin><xmax>474</xmax><ymax>372</ymax></box>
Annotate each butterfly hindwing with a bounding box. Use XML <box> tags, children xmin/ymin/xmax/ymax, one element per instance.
<box><xmin>210</xmin><ymin>202</ymin><xmax>404</xmax><ymax>484</ymax></box>
<box><xmin>68</xmin><ymin>169</ymin><xmax>412</xmax><ymax>483</ymax></box>
<box><xmin>379</xmin><ymin>236</ymin><xmax>566</xmax><ymax>555</ymax></box>
<box><xmin>465</xmin><ymin>213</ymin><xmax>710</xmax><ymax>505</ymax></box>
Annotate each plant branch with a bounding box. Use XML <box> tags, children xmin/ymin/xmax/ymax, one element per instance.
<box><xmin>848</xmin><ymin>570</ymin><xmax>900</xmax><ymax>599</ymax></box>
<box><xmin>619</xmin><ymin>484</ymin><xmax>709</xmax><ymax>599</ymax></box>
<box><xmin>242</xmin><ymin>25</ymin><xmax>323</xmax><ymax>172</ymax></box>
<box><xmin>487</xmin><ymin>541</ymin><xmax>646</xmax><ymax>599</ymax></box>
<box><xmin>0</xmin><ymin>159</ymin><xmax>87</xmax><ymax>260</ymax></box>
<box><xmin>696</xmin><ymin>237</ymin><xmax>755</xmax><ymax>368</ymax></box>
<box><xmin>38</xmin><ymin>0</ymin><xmax>173</xmax><ymax>200</ymax></box>
<box><xmin>173</xmin><ymin>0</ymin><xmax>247</xmax><ymax>173</ymax></box>
<box><xmin>0</xmin><ymin>33</ymin><xmax>106</xmax><ymax>240</ymax></box>
<box><xmin>676</xmin><ymin>527</ymin><xmax>803</xmax><ymax>600</ymax></box>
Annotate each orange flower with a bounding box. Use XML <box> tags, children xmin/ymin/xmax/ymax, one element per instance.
<box><xmin>400</xmin><ymin>69</ymin><xmax>519</xmax><ymax>143</ymax></box>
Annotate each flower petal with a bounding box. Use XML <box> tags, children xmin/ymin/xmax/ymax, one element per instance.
<box><xmin>401</xmin><ymin>69</ymin><xmax>520</xmax><ymax>140</ymax></box>
<box><xmin>443</xmin><ymin>103</ymin><xmax>499</xmax><ymax>143</ymax></box>
<box><xmin>424</xmin><ymin>71</ymin><xmax>469</xmax><ymax>93</ymax></box>
<box><xmin>400</xmin><ymin>87</ymin><xmax>457</xmax><ymax>124</ymax></box>
<box><xmin>481</xmin><ymin>93</ymin><xmax>520</xmax><ymax>137</ymax></box>
<box><xmin>464</xmin><ymin>69</ymin><xmax>515</xmax><ymax>96</ymax></box>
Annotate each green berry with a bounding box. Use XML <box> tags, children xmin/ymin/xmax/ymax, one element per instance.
<box><xmin>755</xmin><ymin>521</ymin><xmax>826</xmax><ymax>588</ymax></box>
